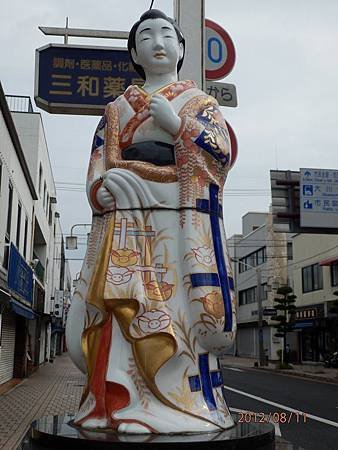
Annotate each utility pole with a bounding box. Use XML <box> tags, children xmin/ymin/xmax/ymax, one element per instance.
<box><xmin>174</xmin><ymin>0</ymin><xmax>205</xmax><ymax>90</ymax></box>
<box><xmin>256</xmin><ymin>267</ymin><xmax>265</xmax><ymax>366</ymax></box>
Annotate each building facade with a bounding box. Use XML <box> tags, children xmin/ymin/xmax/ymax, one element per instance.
<box><xmin>228</xmin><ymin>212</ymin><xmax>293</xmax><ymax>361</ymax></box>
<box><xmin>229</xmin><ymin>210</ymin><xmax>338</xmax><ymax>364</ymax></box>
<box><xmin>0</xmin><ymin>84</ymin><xmax>67</xmax><ymax>384</ymax></box>
<box><xmin>0</xmin><ymin>85</ymin><xmax>38</xmax><ymax>382</ymax></box>
<box><xmin>292</xmin><ymin>233</ymin><xmax>338</xmax><ymax>362</ymax></box>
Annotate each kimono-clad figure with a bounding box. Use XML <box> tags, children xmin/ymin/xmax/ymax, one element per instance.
<box><xmin>66</xmin><ymin>9</ymin><xmax>237</xmax><ymax>434</ymax></box>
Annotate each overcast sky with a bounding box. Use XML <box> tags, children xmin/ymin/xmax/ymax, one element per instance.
<box><xmin>1</xmin><ymin>0</ymin><xmax>338</xmax><ymax>277</ymax></box>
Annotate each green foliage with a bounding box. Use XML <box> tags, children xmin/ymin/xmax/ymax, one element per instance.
<box><xmin>277</xmin><ymin>286</ymin><xmax>293</xmax><ymax>296</ymax></box>
<box><xmin>273</xmin><ymin>285</ymin><xmax>297</xmax><ymax>363</ymax></box>
<box><xmin>276</xmin><ymin>362</ymin><xmax>293</xmax><ymax>370</ymax></box>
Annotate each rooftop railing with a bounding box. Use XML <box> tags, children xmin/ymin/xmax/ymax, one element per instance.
<box><xmin>5</xmin><ymin>95</ymin><xmax>34</xmax><ymax>113</ymax></box>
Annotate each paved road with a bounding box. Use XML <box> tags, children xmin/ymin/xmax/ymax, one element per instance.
<box><xmin>222</xmin><ymin>366</ymin><xmax>338</xmax><ymax>450</ymax></box>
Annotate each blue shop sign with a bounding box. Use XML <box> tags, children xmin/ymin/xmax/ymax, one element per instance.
<box><xmin>8</xmin><ymin>243</ymin><xmax>33</xmax><ymax>305</ymax></box>
<box><xmin>35</xmin><ymin>44</ymin><xmax>143</xmax><ymax>115</ymax></box>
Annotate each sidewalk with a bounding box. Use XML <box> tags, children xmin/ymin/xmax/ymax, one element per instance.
<box><xmin>220</xmin><ymin>355</ymin><xmax>338</xmax><ymax>384</ymax></box>
<box><xmin>0</xmin><ymin>353</ymin><xmax>84</xmax><ymax>450</ymax></box>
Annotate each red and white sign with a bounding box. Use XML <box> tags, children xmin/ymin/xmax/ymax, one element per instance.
<box><xmin>205</xmin><ymin>19</ymin><xmax>236</xmax><ymax>81</ymax></box>
<box><xmin>226</xmin><ymin>121</ymin><xmax>238</xmax><ymax>169</ymax></box>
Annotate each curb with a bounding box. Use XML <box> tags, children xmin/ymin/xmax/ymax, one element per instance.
<box><xmin>258</xmin><ymin>366</ymin><xmax>338</xmax><ymax>384</ymax></box>
<box><xmin>222</xmin><ymin>363</ymin><xmax>338</xmax><ymax>384</ymax></box>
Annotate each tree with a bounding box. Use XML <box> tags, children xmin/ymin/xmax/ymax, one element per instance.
<box><xmin>271</xmin><ymin>285</ymin><xmax>297</xmax><ymax>364</ymax></box>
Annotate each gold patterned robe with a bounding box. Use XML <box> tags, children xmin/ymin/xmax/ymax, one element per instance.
<box><xmin>73</xmin><ymin>80</ymin><xmax>237</xmax><ymax>432</ymax></box>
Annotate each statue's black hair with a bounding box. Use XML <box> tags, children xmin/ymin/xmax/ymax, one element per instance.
<box><xmin>127</xmin><ymin>9</ymin><xmax>185</xmax><ymax>80</ymax></box>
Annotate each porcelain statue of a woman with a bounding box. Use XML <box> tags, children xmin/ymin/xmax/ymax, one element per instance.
<box><xmin>66</xmin><ymin>8</ymin><xmax>237</xmax><ymax>434</ymax></box>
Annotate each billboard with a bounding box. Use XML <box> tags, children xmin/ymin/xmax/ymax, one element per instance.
<box><xmin>35</xmin><ymin>44</ymin><xmax>143</xmax><ymax>115</ymax></box>
<box><xmin>8</xmin><ymin>243</ymin><xmax>33</xmax><ymax>305</ymax></box>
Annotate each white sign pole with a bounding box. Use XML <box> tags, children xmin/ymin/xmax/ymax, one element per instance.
<box><xmin>174</xmin><ymin>0</ymin><xmax>205</xmax><ymax>90</ymax></box>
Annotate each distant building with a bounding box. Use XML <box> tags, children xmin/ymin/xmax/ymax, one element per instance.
<box><xmin>228</xmin><ymin>210</ymin><xmax>338</xmax><ymax>364</ymax></box>
<box><xmin>228</xmin><ymin>212</ymin><xmax>293</xmax><ymax>361</ymax></box>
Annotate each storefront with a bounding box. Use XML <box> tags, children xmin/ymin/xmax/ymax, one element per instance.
<box><xmin>291</xmin><ymin>304</ymin><xmax>326</xmax><ymax>362</ymax></box>
<box><xmin>0</xmin><ymin>286</ymin><xmax>16</xmax><ymax>384</ymax></box>
<box><xmin>5</xmin><ymin>244</ymin><xmax>38</xmax><ymax>379</ymax></box>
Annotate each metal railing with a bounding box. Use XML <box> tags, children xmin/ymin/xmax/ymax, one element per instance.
<box><xmin>5</xmin><ymin>95</ymin><xmax>34</xmax><ymax>113</ymax></box>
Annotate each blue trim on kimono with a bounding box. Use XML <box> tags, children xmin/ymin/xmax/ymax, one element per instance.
<box><xmin>209</xmin><ymin>183</ymin><xmax>233</xmax><ymax>332</ymax></box>
<box><xmin>190</xmin><ymin>273</ymin><xmax>234</xmax><ymax>290</ymax></box>
<box><xmin>188</xmin><ymin>354</ymin><xmax>224</xmax><ymax>411</ymax></box>
<box><xmin>195</xmin><ymin>132</ymin><xmax>229</xmax><ymax>166</ymax></box>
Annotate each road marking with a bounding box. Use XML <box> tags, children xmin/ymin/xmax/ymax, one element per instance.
<box><xmin>224</xmin><ymin>367</ymin><xmax>244</xmax><ymax>372</ymax></box>
<box><xmin>224</xmin><ymin>385</ymin><xmax>338</xmax><ymax>429</ymax></box>
<box><xmin>230</xmin><ymin>407</ymin><xmax>281</xmax><ymax>437</ymax></box>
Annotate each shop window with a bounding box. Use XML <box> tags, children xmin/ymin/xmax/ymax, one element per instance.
<box><xmin>239</xmin><ymin>247</ymin><xmax>266</xmax><ymax>272</ymax></box>
<box><xmin>43</xmin><ymin>182</ymin><xmax>47</xmax><ymax>210</ymax></box>
<box><xmin>6</xmin><ymin>182</ymin><xmax>13</xmax><ymax>235</ymax></box>
<box><xmin>16</xmin><ymin>202</ymin><xmax>22</xmax><ymax>249</ymax></box>
<box><xmin>302</xmin><ymin>263</ymin><xmax>323</xmax><ymax>293</ymax></box>
<box><xmin>287</xmin><ymin>242</ymin><xmax>293</xmax><ymax>260</ymax></box>
<box><xmin>23</xmin><ymin>216</ymin><xmax>28</xmax><ymax>259</ymax></box>
<box><xmin>239</xmin><ymin>284</ymin><xmax>267</xmax><ymax>305</ymax></box>
<box><xmin>331</xmin><ymin>263</ymin><xmax>338</xmax><ymax>287</ymax></box>
<box><xmin>38</xmin><ymin>164</ymin><xmax>43</xmax><ymax>195</ymax></box>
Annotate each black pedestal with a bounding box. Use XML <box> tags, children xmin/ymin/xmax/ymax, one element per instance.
<box><xmin>21</xmin><ymin>414</ymin><xmax>276</xmax><ymax>450</ymax></box>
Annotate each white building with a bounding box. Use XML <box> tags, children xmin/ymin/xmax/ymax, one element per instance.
<box><xmin>228</xmin><ymin>212</ymin><xmax>293</xmax><ymax>361</ymax></box>
<box><xmin>0</xmin><ymin>84</ymin><xmax>38</xmax><ymax>383</ymax></box>
<box><xmin>8</xmin><ymin>94</ymin><xmax>61</xmax><ymax>366</ymax></box>
<box><xmin>0</xmin><ymin>84</ymin><xmax>66</xmax><ymax>384</ymax></box>
<box><xmin>292</xmin><ymin>233</ymin><xmax>338</xmax><ymax>362</ymax></box>
<box><xmin>229</xmin><ymin>209</ymin><xmax>338</xmax><ymax>364</ymax></box>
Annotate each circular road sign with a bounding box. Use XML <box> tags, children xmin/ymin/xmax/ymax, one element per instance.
<box><xmin>226</xmin><ymin>120</ymin><xmax>238</xmax><ymax>169</ymax></box>
<box><xmin>205</xmin><ymin>19</ymin><xmax>236</xmax><ymax>81</ymax></box>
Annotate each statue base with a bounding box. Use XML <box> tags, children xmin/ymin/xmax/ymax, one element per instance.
<box><xmin>20</xmin><ymin>413</ymin><xmax>277</xmax><ymax>449</ymax></box>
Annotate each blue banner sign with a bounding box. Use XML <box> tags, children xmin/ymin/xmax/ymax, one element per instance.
<box><xmin>35</xmin><ymin>44</ymin><xmax>143</xmax><ymax>115</ymax></box>
<box><xmin>8</xmin><ymin>243</ymin><xmax>33</xmax><ymax>305</ymax></box>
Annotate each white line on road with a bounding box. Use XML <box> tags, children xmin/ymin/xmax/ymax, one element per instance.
<box><xmin>224</xmin><ymin>367</ymin><xmax>244</xmax><ymax>372</ymax></box>
<box><xmin>224</xmin><ymin>385</ymin><xmax>338</xmax><ymax>429</ymax></box>
<box><xmin>230</xmin><ymin>407</ymin><xmax>281</xmax><ymax>437</ymax></box>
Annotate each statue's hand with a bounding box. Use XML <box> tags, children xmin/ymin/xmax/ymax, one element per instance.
<box><xmin>96</xmin><ymin>184</ymin><xmax>115</xmax><ymax>210</ymax></box>
<box><xmin>150</xmin><ymin>94</ymin><xmax>181</xmax><ymax>136</ymax></box>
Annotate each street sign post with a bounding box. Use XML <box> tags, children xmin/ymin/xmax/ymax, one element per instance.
<box><xmin>205</xmin><ymin>81</ymin><xmax>237</xmax><ymax>107</ymax></box>
<box><xmin>263</xmin><ymin>308</ymin><xmax>277</xmax><ymax>317</ymax></box>
<box><xmin>300</xmin><ymin>168</ymin><xmax>338</xmax><ymax>228</ymax></box>
<box><xmin>205</xmin><ymin>19</ymin><xmax>236</xmax><ymax>81</ymax></box>
<box><xmin>270</xmin><ymin>169</ymin><xmax>338</xmax><ymax>233</ymax></box>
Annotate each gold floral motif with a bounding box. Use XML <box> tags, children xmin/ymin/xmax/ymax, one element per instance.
<box><xmin>144</xmin><ymin>280</ymin><xmax>174</xmax><ymax>302</ymax></box>
<box><xmin>127</xmin><ymin>357</ymin><xmax>151</xmax><ymax>409</ymax></box>
<box><xmin>168</xmin><ymin>368</ymin><xmax>198</xmax><ymax>411</ymax></box>
<box><xmin>173</xmin><ymin>310</ymin><xmax>197</xmax><ymax>364</ymax></box>
<box><xmin>111</xmin><ymin>248</ymin><xmax>139</xmax><ymax>267</ymax></box>
<box><xmin>201</xmin><ymin>291</ymin><xmax>224</xmax><ymax>319</ymax></box>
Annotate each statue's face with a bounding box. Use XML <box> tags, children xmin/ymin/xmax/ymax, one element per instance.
<box><xmin>132</xmin><ymin>18</ymin><xmax>184</xmax><ymax>76</ymax></box>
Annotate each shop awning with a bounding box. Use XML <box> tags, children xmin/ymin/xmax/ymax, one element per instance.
<box><xmin>290</xmin><ymin>321</ymin><xmax>314</xmax><ymax>329</ymax></box>
<box><xmin>320</xmin><ymin>255</ymin><xmax>338</xmax><ymax>266</ymax></box>
<box><xmin>10</xmin><ymin>299</ymin><xmax>38</xmax><ymax>320</ymax></box>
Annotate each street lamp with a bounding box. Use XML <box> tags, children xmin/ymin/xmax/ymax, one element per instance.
<box><xmin>231</xmin><ymin>258</ymin><xmax>267</xmax><ymax>367</ymax></box>
<box><xmin>66</xmin><ymin>223</ymin><xmax>91</xmax><ymax>250</ymax></box>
